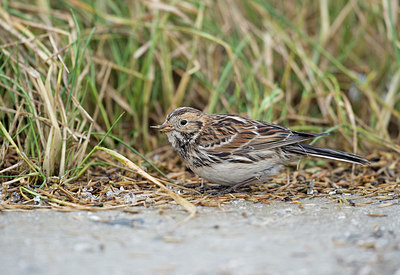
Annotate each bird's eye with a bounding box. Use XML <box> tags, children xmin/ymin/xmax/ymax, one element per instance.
<box><xmin>180</xmin><ymin>120</ymin><xmax>187</xmax><ymax>126</ymax></box>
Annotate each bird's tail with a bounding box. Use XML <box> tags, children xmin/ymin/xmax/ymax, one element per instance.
<box><xmin>285</xmin><ymin>144</ymin><xmax>369</xmax><ymax>165</ymax></box>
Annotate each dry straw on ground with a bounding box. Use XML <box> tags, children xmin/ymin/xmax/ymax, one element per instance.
<box><xmin>1</xmin><ymin>148</ymin><xmax>399</xmax><ymax>213</ymax></box>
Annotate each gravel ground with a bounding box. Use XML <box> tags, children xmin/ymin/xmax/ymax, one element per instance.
<box><xmin>1</xmin><ymin>197</ymin><xmax>399</xmax><ymax>275</ymax></box>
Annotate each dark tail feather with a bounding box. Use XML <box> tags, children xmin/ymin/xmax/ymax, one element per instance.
<box><xmin>285</xmin><ymin>144</ymin><xmax>370</xmax><ymax>165</ymax></box>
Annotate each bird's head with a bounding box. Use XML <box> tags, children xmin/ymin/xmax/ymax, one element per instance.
<box><xmin>151</xmin><ymin>107</ymin><xmax>205</xmax><ymax>145</ymax></box>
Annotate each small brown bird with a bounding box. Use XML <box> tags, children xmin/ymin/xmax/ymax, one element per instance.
<box><xmin>152</xmin><ymin>107</ymin><xmax>369</xmax><ymax>191</ymax></box>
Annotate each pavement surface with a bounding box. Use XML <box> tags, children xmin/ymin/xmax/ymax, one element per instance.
<box><xmin>1</xmin><ymin>197</ymin><xmax>399</xmax><ymax>275</ymax></box>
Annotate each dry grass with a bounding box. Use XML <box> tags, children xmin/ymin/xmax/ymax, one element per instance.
<box><xmin>0</xmin><ymin>148</ymin><xmax>398</xmax><ymax>213</ymax></box>
<box><xmin>0</xmin><ymin>0</ymin><xmax>399</xmax><ymax>213</ymax></box>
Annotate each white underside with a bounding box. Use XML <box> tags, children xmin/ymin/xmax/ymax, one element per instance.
<box><xmin>166</xmin><ymin>130</ymin><xmax>285</xmax><ymax>186</ymax></box>
<box><xmin>191</xmin><ymin>159</ymin><xmax>283</xmax><ymax>186</ymax></box>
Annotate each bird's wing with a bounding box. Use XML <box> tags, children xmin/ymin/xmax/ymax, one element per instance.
<box><xmin>241</xmin><ymin>122</ymin><xmax>326</xmax><ymax>152</ymax></box>
<box><xmin>198</xmin><ymin>114</ymin><xmax>326</xmax><ymax>154</ymax></box>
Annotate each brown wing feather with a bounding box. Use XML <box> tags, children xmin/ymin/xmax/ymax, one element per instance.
<box><xmin>242</xmin><ymin>123</ymin><xmax>327</xmax><ymax>152</ymax></box>
<box><xmin>198</xmin><ymin>114</ymin><xmax>327</xmax><ymax>153</ymax></box>
<box><xmin>198</xmin><ymin>114</ymin><xmax>255</xmax><ymax>152</ymax></box>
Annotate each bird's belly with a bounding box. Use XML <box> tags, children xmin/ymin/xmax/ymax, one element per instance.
<box><xmin>191</xmin><ymin>160</ymin><xmax>283</xmax><ymax>186</ymax></box>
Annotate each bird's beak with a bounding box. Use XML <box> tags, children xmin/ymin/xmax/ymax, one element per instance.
<box><xmin>150</xmin><ymin>122</ymin><xmax>173</xmax><ymax>133</ymax></box>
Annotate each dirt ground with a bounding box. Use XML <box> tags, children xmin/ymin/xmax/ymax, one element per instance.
<box><xmin>1</xmin><ymin>196</ymin><xmax>399</xmax><ymax>275</ymax></box>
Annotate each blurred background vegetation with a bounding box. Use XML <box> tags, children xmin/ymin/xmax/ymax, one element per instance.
<box><xmin>0</xmin><ymin>0</ymin><xmax>399</xmax><ymax>185</ymax></box>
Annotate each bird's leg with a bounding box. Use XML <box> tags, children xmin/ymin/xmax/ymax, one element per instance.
<box><xmin>209</xmin><ymin>177</ymin><xmax>257</xmax><ymax>195</ymax></box>
<box><xmin>198</xmin><ymin>180</ymin><xmax>214</xmax><ymax>194</ymax></box>
<box><xmin>205</xmin><ymin>184</ymin><xmax>232</xmax><ymax>195</ymax></box>
<box><xmin>227</xmin><ymin>176</ymin><xmax>258</xmax><ymax>193</ymax></box>
<box><xmin>195</xmin><ymin>180</ymin><xmax>228</xmax><ymax>194</ymax></box>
